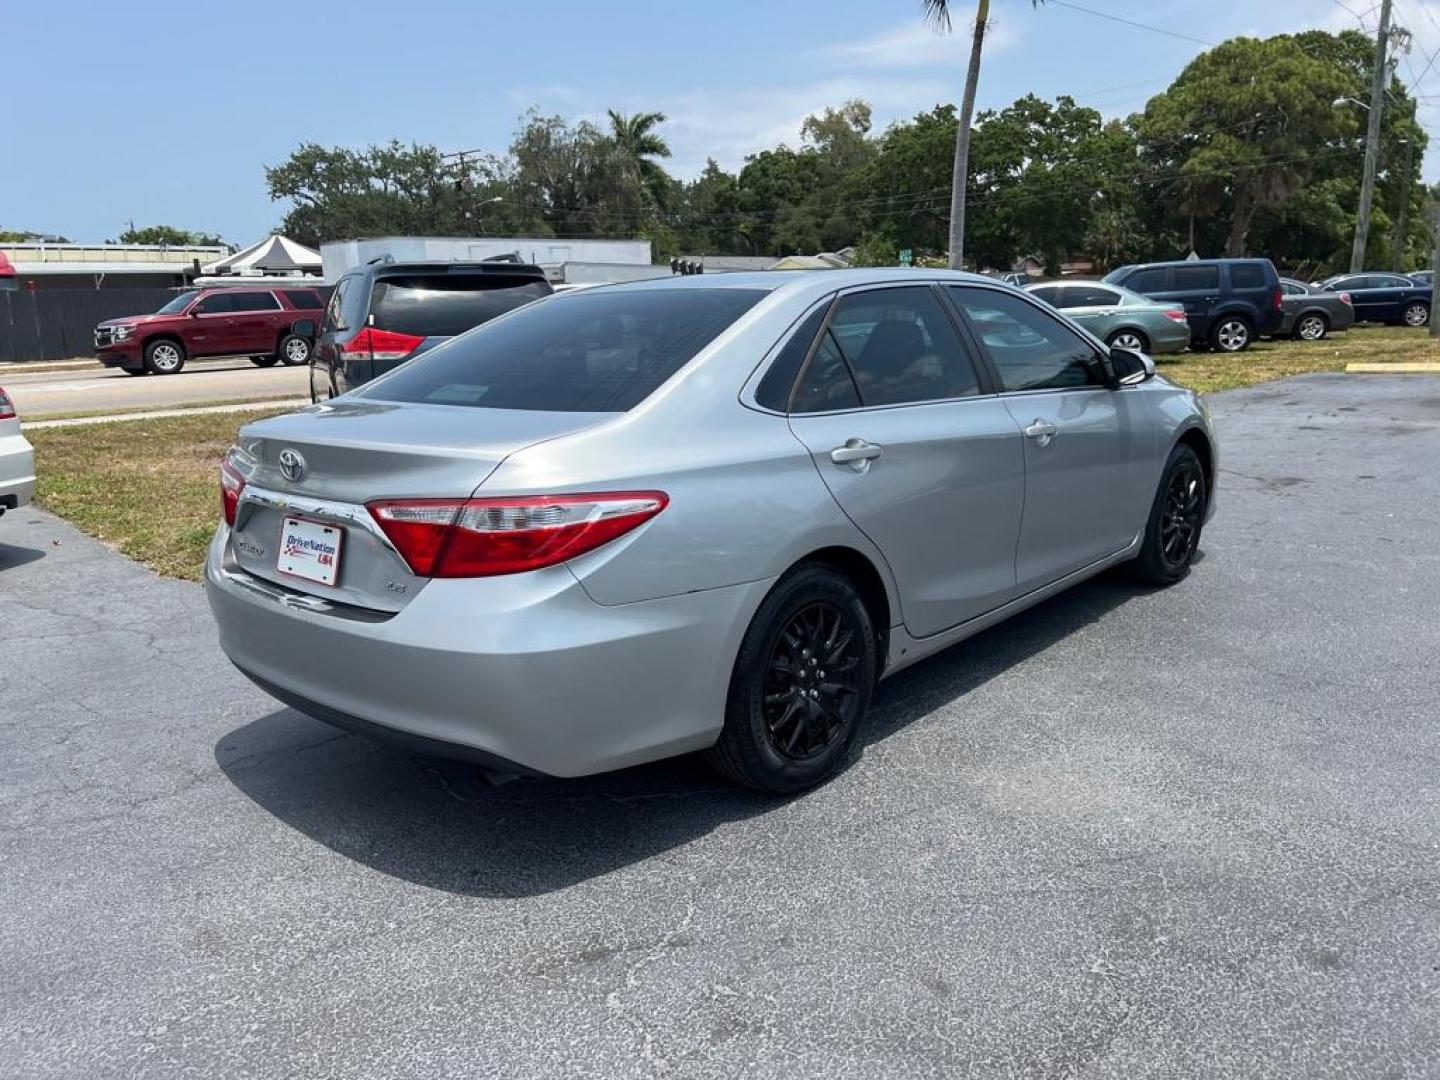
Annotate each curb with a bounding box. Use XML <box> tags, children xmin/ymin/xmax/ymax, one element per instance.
<box><xmin>23</xmin><ymin>398</ymin><xmax>310</xmax><ymax>431</ymax></box>
<box><xmin>1345</xmin><ymin>362</ymin><xmax>1440</xmax><ymax>373</ymax></box>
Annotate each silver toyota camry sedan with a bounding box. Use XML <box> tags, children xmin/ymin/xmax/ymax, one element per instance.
<box><xmin>206</xmin><ymin>269</ymin><xmax>1216</xmax><ymax>793</ymax></box>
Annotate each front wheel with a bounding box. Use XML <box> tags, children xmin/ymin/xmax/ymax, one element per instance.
<box><xmin>1209</xmin><ymin>316</ymin><xmax>1252</xmax><ymax>353</ymax></box>
<box><xmin>1403</xmin><ymin>301</ymin><xmax>1430</xmax><ymax>327</ymax></box>
<box><xmin>707</xmin><ymin>565</ymin><xmax>876</xmax><ymax>793</ymax></box>
<box><xmin>278</xmin><ymin>333</ymin><xmax>311</xmax><ymax>366</ymax></box>
<box><xmin>1106</xmin><ymin>329</ymin><xmax>1149</xmax><ymax>352</ymax></box>
<box><xmin>1294</xmin><ymin>312</ymin><xmax>1328</xmax><ymax>341</ymax></box>
<box><xmin>142</xmin><ymin>338</ymin><xmax>186</xmax><ymax>375</ymax></box>
<box><xmin>1133</xmin><ymin>444</ymin><xmax>1207</xmax><ymax>586</ymax></box>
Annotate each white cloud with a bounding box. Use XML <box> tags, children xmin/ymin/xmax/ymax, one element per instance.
<box><xmin>820</xmin><ymin>15</ymin><xmax>1023</xmax><ymax>70</ymax></box>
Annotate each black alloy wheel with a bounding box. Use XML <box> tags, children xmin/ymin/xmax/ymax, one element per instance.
<box><xmin>762</xmin><ymin>602</ymin><xmax>864</xmax><ymax>761</ymax></box>
<box><xmin>1134</xmin><ymin>443</ymin><xmax>1207</xmax><ymax>585</ymax></box>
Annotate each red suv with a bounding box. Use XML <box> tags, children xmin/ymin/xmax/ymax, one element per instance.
<box><xmin>94</xmin><ymin>286</ymin><xmax>327</xmax><ymax>375</ymax></box>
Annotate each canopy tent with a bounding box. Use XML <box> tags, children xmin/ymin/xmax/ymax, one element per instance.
<box><xmin>200</xmin><ymin>234</ymin><xmax>321</xmax><ymax>276</ymax></box>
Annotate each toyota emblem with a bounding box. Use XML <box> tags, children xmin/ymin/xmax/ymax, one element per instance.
<box><xmin>278</xmin><ymin>449</ymin><xmax>306</xmax><ymax>482</ymax></box>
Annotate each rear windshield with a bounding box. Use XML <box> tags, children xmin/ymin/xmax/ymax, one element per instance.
<box><xmin>358</xmin><ymin>287</ymin><xmax>767</xmax><ymax>412</ymax></box>
<box><xmin>369</xmin><ymin>274</ymin><xmax>551</xmax><ymax>337</ymax></box>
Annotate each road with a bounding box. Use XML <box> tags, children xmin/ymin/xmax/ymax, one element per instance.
<box><xmin>2</xmin><ymin>357</ymin><xmax>308</xmax><ymax>418</ymax></box>
<box><xmin>2</xmin><ymin>374</ymin><xmax>1437</xmax><ymax>1078</ymax></box>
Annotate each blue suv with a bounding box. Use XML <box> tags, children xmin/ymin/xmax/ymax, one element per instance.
<box><xmin>1103</xmin><ymin>258</ymin><xmax>1283</xmax><ymax>352</ymax></box>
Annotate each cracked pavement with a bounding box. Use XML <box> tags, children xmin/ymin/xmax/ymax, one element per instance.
<box><xmin>2</xmin><ymin>374</ymin><xmax>1439</xmax><ymax>1078</ymax></box>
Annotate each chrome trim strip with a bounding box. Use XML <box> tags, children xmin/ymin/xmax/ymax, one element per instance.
<box><xmin>236</xmin><ymin>484</ymin><xmax>401</xmax><ymax>556</ymax></box>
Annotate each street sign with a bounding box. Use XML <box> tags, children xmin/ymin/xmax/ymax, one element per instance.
<box><xmin>898</xmin><ymin>248</ymin><xmax>913</xmax><ymax>266</ymax></box>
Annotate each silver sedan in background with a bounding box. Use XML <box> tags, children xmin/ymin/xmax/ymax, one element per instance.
<box><xmin>1025</xmin><ymin>280</ymin><xmax>1192</xmax><ymax>354</ymax></box>
<box><xmin>0</xmin><ymin>386</ymin><xmax>35</xmax><ymax>520</ymax></box>
<box><xmin>206</xmin><ymin>270</ymin><xmax>1217</xmax><ymax>794</ymax></box>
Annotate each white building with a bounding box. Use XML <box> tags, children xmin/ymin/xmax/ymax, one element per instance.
<box><xmin>321</xmin><ymin>236</ymin><xmax>653</xmax><ymax>281</ymax></box>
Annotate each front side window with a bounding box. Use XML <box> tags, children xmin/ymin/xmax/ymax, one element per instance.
<box><xmin>192</xmin><ymin>292</ymin><xmax>236</xmax><ymax>315</ymax></box>
<box><xmin>1172</xmin><ymin>265</ymin><xmax>1221</xmax><ymax>291</ymax></box>
<box><xmin>359</xmin><ymin>287</ymin><xmax>766</xmax><ymax>413</ymax></box>
<box><xmin>947</xmin><ymin>287</ymin><xmax>1104</xmax><ymax>393</ymax></box>
<box><xmin>323</xmin><ymin>276</ymin><xmax>352</xmax><ymax>332</ymax></box>
<box><xmin>1126</xmin><ymin>268</ymin><xmax>1171</xmax><ymax>293</ymax></box>
<box><xmin>822</xmin><ymin>286</ymin><xmax>980</xmax><ymax>407</ymax></box>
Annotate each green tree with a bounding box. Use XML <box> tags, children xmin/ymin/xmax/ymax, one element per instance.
<box><xmin>1137</xmin><ymin>35</ymin><xmax>1355</xmax><ymax>257</ymax></box>
<box><xmin>607</xmin><ymin>110</ymin><xmax>673</xmax><ymax>210</ymax></box>
<box><xmin>117</xmin><ymin>224</ymin><xmax>225</xmax><ymax>246</ymax></box>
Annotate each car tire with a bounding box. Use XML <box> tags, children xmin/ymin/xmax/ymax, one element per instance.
<box><xmin>1403</xmin><ymin>301</ymin><xmax>1430</xmax><ymax>327</ymax></box>
<box><xmin>278</xmin><ymin>333</ymin><xmax>311</xmax><ymax>366</ymax></box>
<box><xmin>250</xmin><ymin>354</ymin><xmax>280</xmax><ymax>368</ymax></box>
<box><xmin>707</xmin><ymin>564</ymin><xmax>876</xmax><ymax>794</ymax></box>
<box><xmin>1209</xmin><ymin>315</ymin><xmax>1253</xmax><ymax>353</ymax></box>
<box><xmin>1133</xmin><ymin>443</ymin><xmax>1207</xmax><ymax>586</ymax></box>
<box><xmin>142</xmin><ymin>338</ymin><xmax>186</xmax><ymax>375</ymax></box>
<box><xmin>1293</xmin><ymin>312</ymin><xmax>1328</xmax><ymax>341</ymax></box>
<box><xmin>1105</xmin><ymin>328</ymin><xmax>1150</xmax><ymax>352</ymax></box>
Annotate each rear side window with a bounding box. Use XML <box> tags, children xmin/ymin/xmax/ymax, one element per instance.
<box><xmin>1064</xmin><ymin>286</ymin><xmax>1121</xmax><ymax>308</ymax></box>
<box><xmin>1125</xmin><ymin>268</ymin><xmax>1171</xmax><ymax>293</ymax></box>
<box><xmin>359</xmin><ymin>288</ymin><xmax>766</xmax><ymax>412</ymax></box>
<box><xmin>282</xmin><ymin>289</ymin><xmax>323</xmax><ymax>309</ymax></box>
<box><xmin>1172</xmin><ymin>266</ymin><xmax>1220</xmax><ymax>290</ymax></box>
<box><xmin>1230</xmin><ymin>264</ymin><xmax>1267</xmax><ymax>289</ymax></box>
<box><xmin>230</xmin><ymin>292</ymin><xmax>282</xmax><ymax>312</ymax></box>
<box><xmin>369</xmin><ymin>275</ymin><xmax>551</xmax><ymax>337</ymax></box>
<box><xmin>755</xmin><ymin>303</ymin><xmax>830</xmax><ymax>412</ymax></box>
<box><xmin>825</xmin><ymin>287</ymin><xmax>980</xmax><ymax>406</ymax></box>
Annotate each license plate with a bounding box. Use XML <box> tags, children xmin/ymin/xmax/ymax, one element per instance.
<box><xmin>277</xmin><ymin>517</ymin><xmax>343</xmax><ymax>586</ymax></box>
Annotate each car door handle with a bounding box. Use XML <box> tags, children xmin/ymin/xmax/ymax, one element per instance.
<box><xmin>1023</xmin><ymin>419</ymin><xmax>1058</xmax><ymax>446</ymax></box>
<box><xmin>830</xmin><ymin>439</ymin><xmax>883</xmax><ymax>469</ymax></box>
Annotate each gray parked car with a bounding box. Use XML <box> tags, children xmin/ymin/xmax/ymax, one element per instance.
<box><xmin>1025</xmin><ymin>281</ymin><xmax>1191</xmax><ymax>354</ymax></box>
<box><xmin>206</xmin><ymin>270</ymin><xmax>1218</xmax><ymax>793</ymax></box>
<box><xmin>1277</xmin><ymin>278</ymin><xmax>1355</xmax><ymax>340</ymax></box>
<box><xmin>0</xmin><ymin>386</ymin><xmax>35</xmax><ymax>520</ymax></box>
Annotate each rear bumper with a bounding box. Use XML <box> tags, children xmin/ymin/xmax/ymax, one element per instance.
<box><xmin>0</xmin><ymin>433</ymin><xmax>35</xmax><ymax>511</ymax></box>
<box><xmin>204</xmin><ymin>526</ymin><xmax>772</xmax><ymax>777</ymax></box>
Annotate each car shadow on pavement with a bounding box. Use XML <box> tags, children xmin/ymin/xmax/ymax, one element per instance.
<box><xmin>0</xmin><ymin>540</ymin><xmax>46</xmax><ymax>571</ymax></box>
<box><xmin>215</xmin><ymin>567</ymin><xmax>1142</xmax><ymax>899</ymax></box>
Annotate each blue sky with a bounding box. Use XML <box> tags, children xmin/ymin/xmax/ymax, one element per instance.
<box><xmin>7</xmin><ymin>0</ymin><xmax>1438</xmax><ymax>244</ymax></box>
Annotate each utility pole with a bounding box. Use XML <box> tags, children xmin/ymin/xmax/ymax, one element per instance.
<box><xmin>1429</xmin><ymin>194</ymin><xmax>1440</xmax><ymax>338</ymax></box>
<box><xmin>1394</xmin><ymin>135</ymin><xmax>1414</xmax><ymax>270</ymax></box>
<box><xmin>1351</xmin><ymin>0</ymin><xmax>1393</xmax><ymax>273</ymax></box>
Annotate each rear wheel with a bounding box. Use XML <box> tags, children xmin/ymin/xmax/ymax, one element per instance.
<box><xmin>708</xmin><ymin>565</ymin><xmax>876</xmax><ymax>793</ymax></box>
<box><xmin>142</xmin><ymin>338</ymin><xmax>186</xmax><ymax>375</ymax></box>
<box><xmin>1403</xmin><ymin>300</ymin><xmax>1430</xmax><ymax>327</ymax></box>
<box><xmin>278</xmin><ymin>333</ymin><xmax>311</xmax><ymax>366</ymax></box>
<box><xmin>250</xmin><ymin>354</ymin><xmax>279</xmax><ymax>368</ymax></box>
<box><xmin>1133</xmin><ymin>444</ymin><xmax>1207</xmax><ymax>586</ymax></box>
<box><xmin>1294</xmin><ymin>312</ymin><xmax>1328</xmax><ymax>341</ymax></box>
<box><xmin>1209</xmin><ymin>316</ymin><xmax>1253</xmax><ymax>353</ymax></box>
<box><xmin>1105</xmin><ymin>328</ymin><xmax>1149</xmax><ymax>352</ymax></box>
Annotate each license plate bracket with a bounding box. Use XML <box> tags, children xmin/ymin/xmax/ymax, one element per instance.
<box><xmin>277</xmin><ymin>516</ymin><xmax>343</xmax><ymax>587</ymax></box>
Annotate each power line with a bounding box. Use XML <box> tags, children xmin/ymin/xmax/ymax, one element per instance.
<box><xmin>1044</xmin><ymin>0</ymin><xmax>1217</xmax><ymax>47</ymax></box>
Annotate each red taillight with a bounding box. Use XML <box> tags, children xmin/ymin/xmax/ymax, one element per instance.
<box><xmin>1273</xmin><ymin>288</ymin><xmax>1284</xmax><ymax>313</ymax></box>
<box><xmin>220</xmin><ymin>457</ymin><xmax>246</xmax><ymax>526</ymax></box>
<box><xmin>1163</xmin><ymin>309</ymin><xmax>1189</xmax><ymax>324</ymax></box>
<box><xmin>368</xmin><ymin>491</ymin><xmax>669</xmax><ymax>577</ymax></box>
<box><xmin>1339</xmin><ymin>292</ymin><xmax>1353</xmax><ymax>305</ymax></box>
<box><xmin>0</xmin><ymin>387</ymin><xmax>15</xmax><ymax>421</ymax></box>
<box><xmin>341</xmin><ymin>326</ymin><xmax>424</xmax><ymax>362</ymax></box>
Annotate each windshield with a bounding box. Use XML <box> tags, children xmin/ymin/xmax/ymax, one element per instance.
<box><xmin>359</xmin><ymin>287</ymin><xmax>767</xmax><ymax>413</ymax></box>
<box><xmin>157</xmin><ymin>291</ymin><xmax>198</xmax><ymax>315</ymax></box>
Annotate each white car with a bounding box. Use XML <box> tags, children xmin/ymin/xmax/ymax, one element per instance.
<box><xmin>0</xmin><ymin>386</ymin><xmax>35</xmax><ymax>519</ymax></box>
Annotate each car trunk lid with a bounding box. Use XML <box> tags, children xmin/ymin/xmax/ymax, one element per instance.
<box><xmin>227</xmin><ymin>399</ymin><xmax>612</xmax><ymax>611</ymax></box>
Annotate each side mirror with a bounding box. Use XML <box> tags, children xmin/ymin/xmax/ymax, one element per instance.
<box><xmin>1108</xmin><ymin>347</ymin><xmax>1154</xmax><ymax>387</ymax></box>
<box><xmin>291</xmin><ymin>319</ymin><xmax>317</xmax><ymax>337</ymax></box>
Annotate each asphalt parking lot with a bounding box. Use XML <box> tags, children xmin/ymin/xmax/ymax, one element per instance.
<box><xmin>2</xmin><ymin>374</ymin><xmax>1437</xmax><ymax>1078</ymax></box>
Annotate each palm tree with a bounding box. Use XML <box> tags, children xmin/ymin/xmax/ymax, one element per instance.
<box><xmin>924</xmin><ymin>1</ymin><xmax>1041</xmax><ymax>269</ymax></box>
<box><xmin>607</xmin><ymin>109</ymin><xmax>673</xmax><ymax>210</ymax></box>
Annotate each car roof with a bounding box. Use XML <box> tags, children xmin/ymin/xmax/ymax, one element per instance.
<box><xmin>580</xmin><ymin>267</ymin><xmax>1001</xmax><ymax>299</ymax></box>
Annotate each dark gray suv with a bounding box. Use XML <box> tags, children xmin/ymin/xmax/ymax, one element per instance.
<box><xmin>1103</xmin><ymin>258</ymin><xmax>1283</xmax><ymax>352</ymax></box>
<box><xmin>309</xmin><ymin>260</ymin><xmax>552</xmax><ymax>401</ymax></box>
